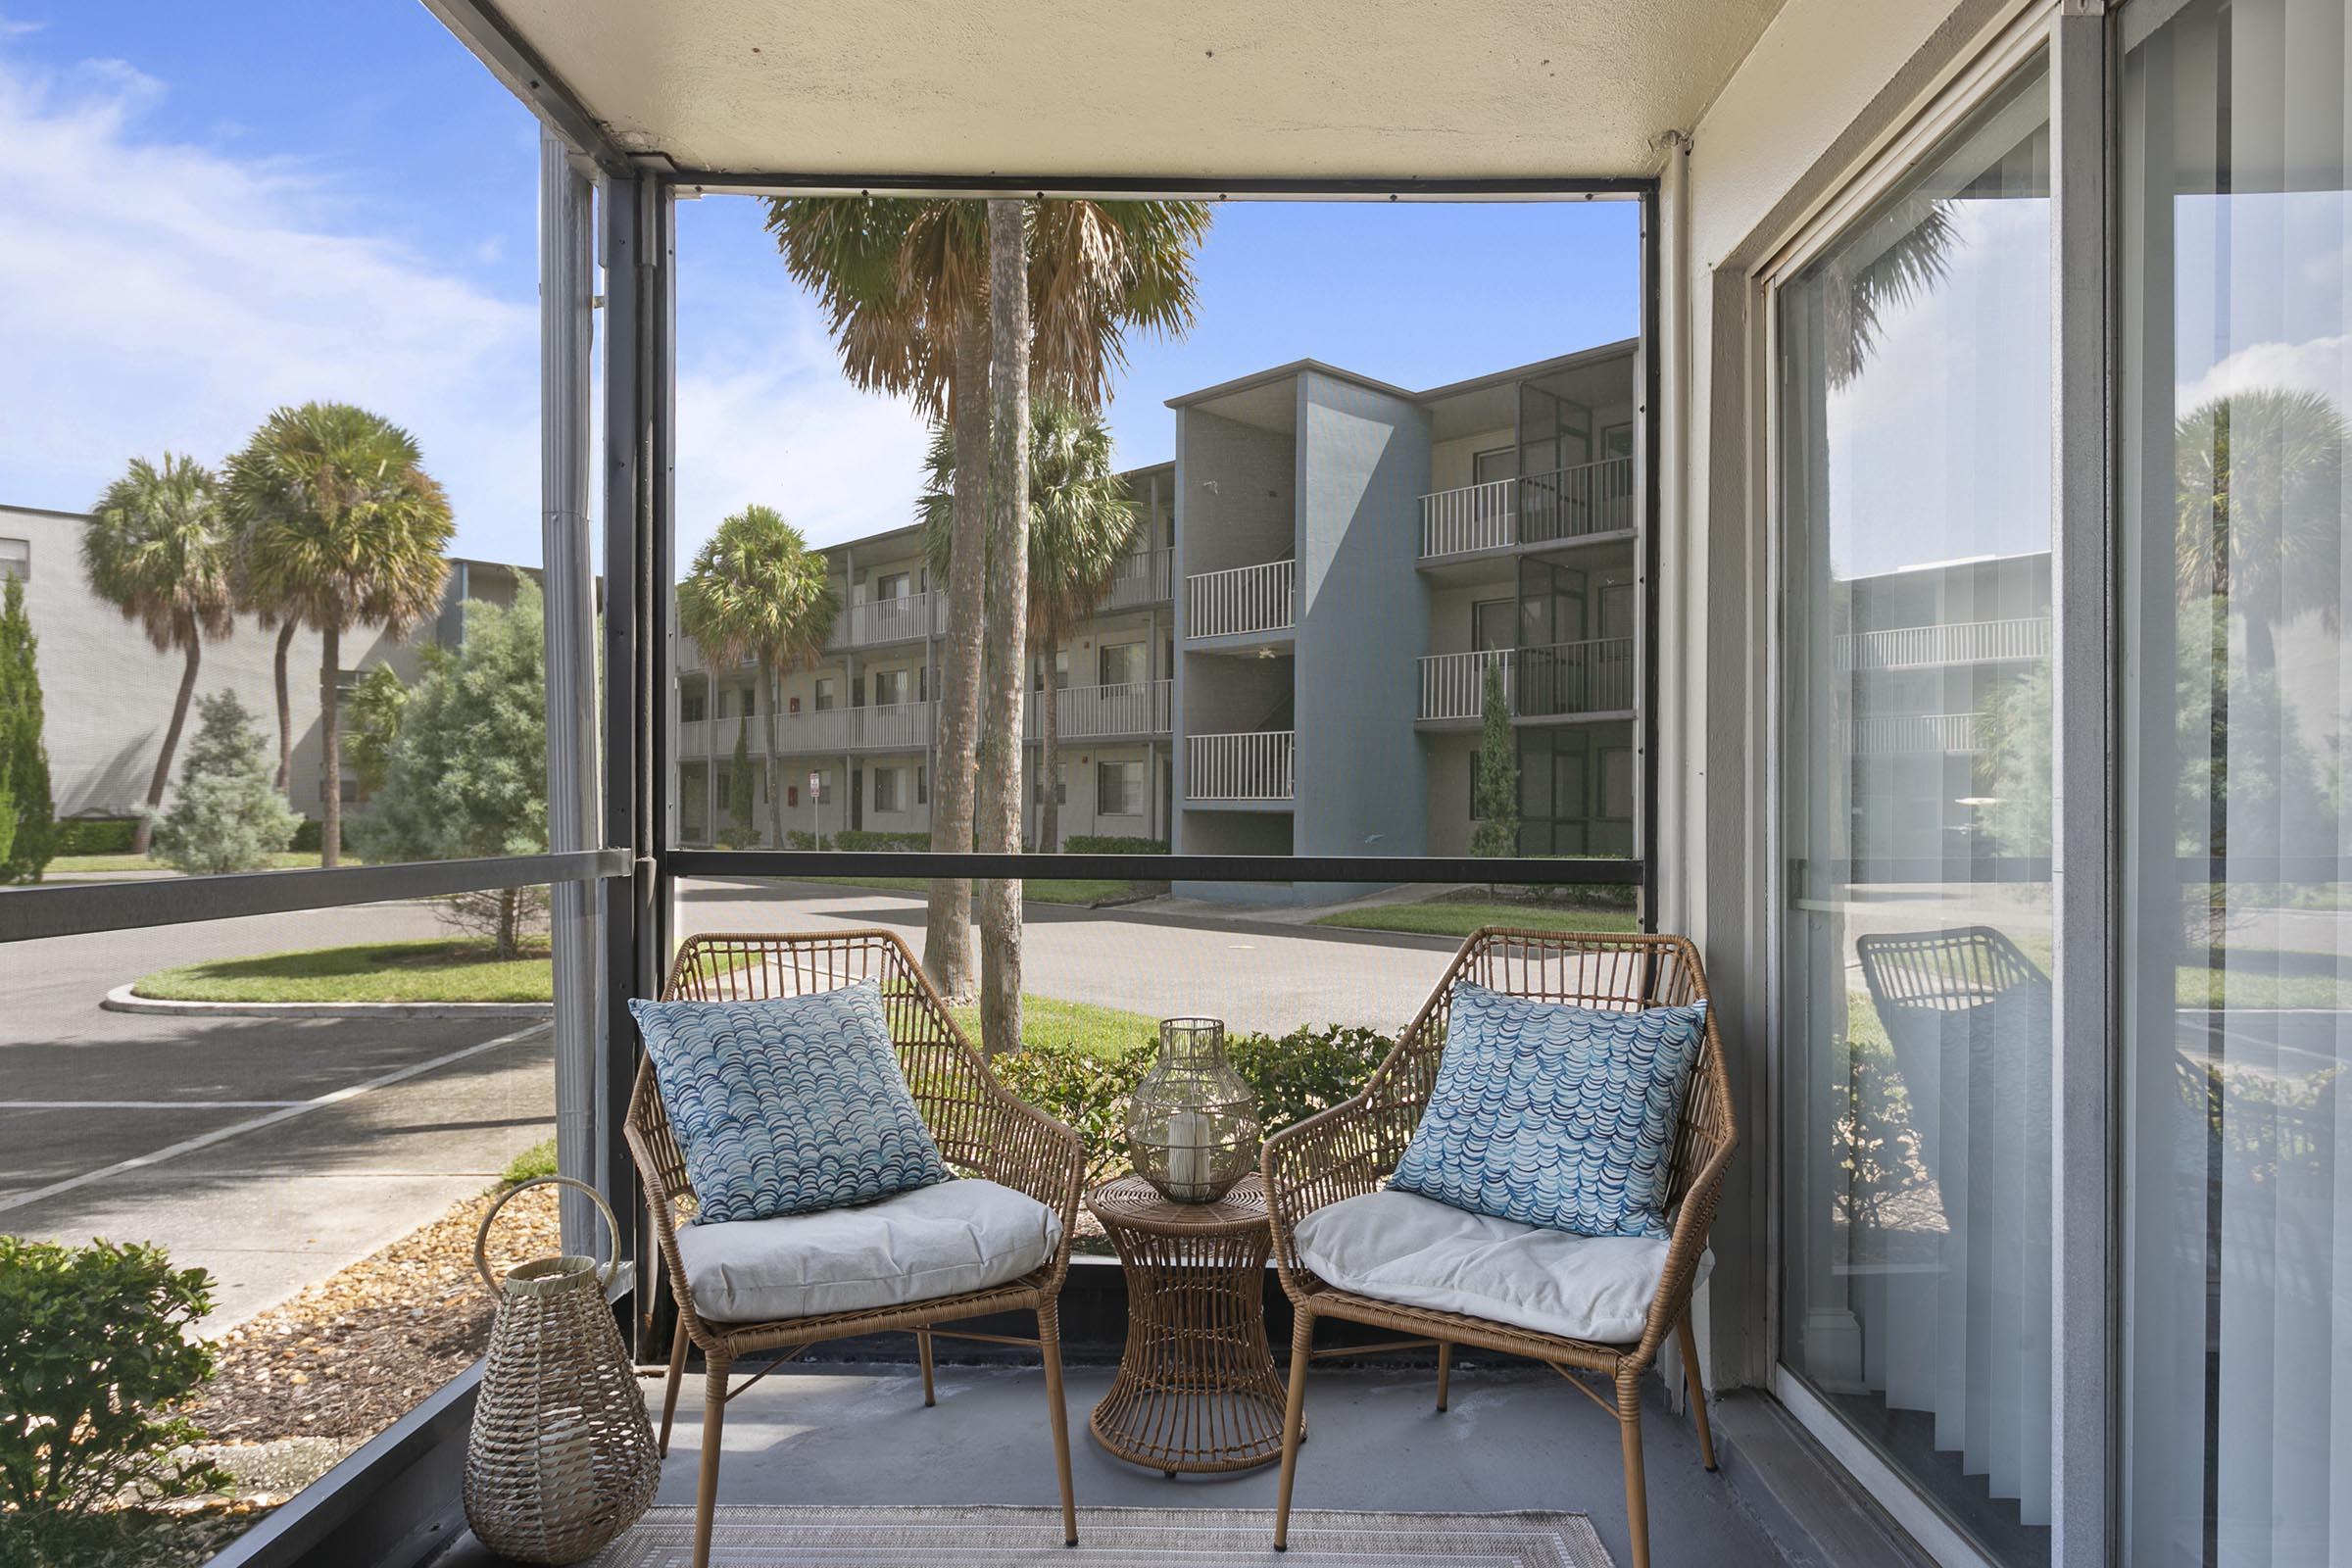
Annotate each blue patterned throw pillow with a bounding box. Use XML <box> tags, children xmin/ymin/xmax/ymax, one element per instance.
<box><xmin>630</xmin><ymin>980</ymin><xmax>951</xmax><ymax>1224</ymax></box>
<box><xmin>1389</xmin><ymin>984</ymin><xmax>1707</xmax><ymax>1239</ymax></box>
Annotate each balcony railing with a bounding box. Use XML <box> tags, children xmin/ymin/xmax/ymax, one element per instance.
<box><xmin>1185</xmin><ymin>559</ymin><xmax>1295</xmax><ymax>639</ymax></box>
<box><xmin>1027</xmin><ymin>679</ymin><xmax>1173</xmax><ymax>740</ymax></box>
<box><xmin>829</xmin><ymin>590</ymin><xmax>947</xmax><ymax>649</ymax></box>
<box><xmin>1419</xmin><ymin>456</ymin><xmax>1637</xmax><ymax>559</ymax></box>
<box><xmin>1101</xmin><ymin>547</ymin><xmax>1175</xmax><ymax>611</ymax></box>
<box><xmin>1837</xmin><ymin>615</ymin><xmax>2052</xmax><ymax>671</ymax></box>
<box><xmin>1850</xmin><ymin>712</ymin><xmax>1984</xmax><ymax>755</ymax></box>
<box><xmin>682</xmin><ymin>702</ymin><xmax>939</xmax><ymax>756</ymax></box>
<box><xmin>1417</xmin><ymin>639</ymin><xmax>1637</xmax><ymax>720</ymax></box>
<box><xmin>1186</xmin><ymin>729</ymin><xmax>1295</xmax><ymax>801</ymax></box>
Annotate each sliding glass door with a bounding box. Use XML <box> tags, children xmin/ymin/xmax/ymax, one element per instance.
<box><xmin>1776</xmin><ymin>56</ymin><xmax>2056</xmax><ymax>1567</ymax></box>
<box><xmin>2120</xmin><ymin>0</ymin><xmax>2352</xmax><ymax>1560</ymax></box>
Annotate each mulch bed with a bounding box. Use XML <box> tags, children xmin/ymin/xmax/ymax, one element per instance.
<box><xmin>192</xmin><ymin>1182</ymin><xmax>560</xmax><ymax>1451</ymax></box>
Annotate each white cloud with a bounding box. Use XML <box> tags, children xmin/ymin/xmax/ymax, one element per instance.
<box><xmin>2178</xmin><ymin>335</ymin><xmax>2351</xmax><ymax>412</ymax></box>
<box><xmin>671</xmin><ymin>242</ymin><xmax>934</xmax><ymax>564</ymax></box>
<box><xmin>0</xmin><ymin>50</ymin><xmax>540</xmax><ymax>562</ymax></box>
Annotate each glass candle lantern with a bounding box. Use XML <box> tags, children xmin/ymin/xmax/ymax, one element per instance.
<box><xmin>1126</xmin><ymin>1017</ymin><xmax>1261</xmax><ymax>1203</ymax></box>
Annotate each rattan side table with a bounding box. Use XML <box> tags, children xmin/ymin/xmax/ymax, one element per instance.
<box><xmin>1085</xmin><ymin>1172</ymin><xmax>1298</xmax><ymax>1475</ymax></box>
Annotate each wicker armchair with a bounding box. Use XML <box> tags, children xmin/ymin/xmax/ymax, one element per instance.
<box><xmin>624</xmin><ymin>931</ymin><xmax>1086</xmax><ymax>1568</ymax></box>
<box><xmin>1262</xmin><ymin>929</ymin><xmax>1737</xmax><ymax>1568</ymax></box>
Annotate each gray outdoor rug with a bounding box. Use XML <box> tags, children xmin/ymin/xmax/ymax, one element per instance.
<box><xmin>585</xmin><ymin>1504</ymin><xmax>1615</xmax><ymax>1565</ymax></box>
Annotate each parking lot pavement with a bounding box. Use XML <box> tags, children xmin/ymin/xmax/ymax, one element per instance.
<box><xmin>3</xmin><ymin>903</ymin><xmax>554</xmax><ymax>1326</ymax></box>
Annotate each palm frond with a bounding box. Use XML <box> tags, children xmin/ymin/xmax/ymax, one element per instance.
<box><xmin>84</xmin><ymin>452</ymin><xmax>237</xmax><ymax>653</ymax></box>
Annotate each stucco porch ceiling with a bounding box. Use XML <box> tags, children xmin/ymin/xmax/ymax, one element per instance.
<box><xmin>435</xmin><ymin>0</ymin><xmax>1788</xmax><ymax>183</ymax></box>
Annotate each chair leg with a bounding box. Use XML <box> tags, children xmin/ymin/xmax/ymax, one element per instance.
<box><xmin>1273</xmin><ymin>1310</ymin><xmax>1314</xmax><ymax>1552</ymax></box>
<box><xmin>1435</xmin><ymin>1341</ymin><xmax>1453</xmax><ymax>1413</ymax></box>
<box><xmin>917</xmin><ymin>1328</ymin><xmax>937</xmax><ymax>1407</ymax></box>
<box><xmin>1037</xmin><ymin>1302</ymin><xmax>1077</xmax><ymax>1546</ymax></box>
<box><xmin>692</xmin><ymin>1354</ymin><xmax>731</xmax><ymax>1568</ymax></box>
<box><xmin>1618</xmin><ymin>1374</ymin><xmax>1650</xmax><ymax>1568</ymax></box>
<box><xmin>658</xmin><ymin>1315</ymin><xmax>690</xmax><ymax>1458</ymax></box>
<box><xmin>1677</xmin><ymin>1315</ymin><xmax>1718</xmax><ymax>1472</ymax></box>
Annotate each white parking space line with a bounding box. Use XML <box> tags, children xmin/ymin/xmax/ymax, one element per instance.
<box><xmin>0</xmin><ymin>1101</ymin><xmax>308</xmax><ymax>1109</ymax></box>
<box><xmin>0</xmin><ymin>1023</ymin><xmax>550</xmax><ymax>1217</ymax></box>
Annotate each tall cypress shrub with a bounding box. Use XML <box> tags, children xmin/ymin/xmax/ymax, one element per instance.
<box><xmin>1470</xmin><ymin>659</ymin><xmax>1519</xmax><ymax>858</ymax></box>
<box><xmin>0</xmin><ymin>576</ymin><xmax>54</xmax><ymax>882</ymax></box>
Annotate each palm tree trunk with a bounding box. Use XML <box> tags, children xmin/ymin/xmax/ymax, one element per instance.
<box><xmin>1039</xmin><ymin>633</ymin><xmax>1061</xmax><ymax>854</ymax></box>
<box><xmin>320</xmin><ymin>620</ymin><xmax>342</xmax><ymax>867</ymax></box>
<box><xmin>761</xmin><ymin>659</ymin><xmax>787</xmax><ymax>848</ymax></box>
<box><xmin>976</xmin><ymin>197</ymin><xmax>1031</xmax><ymax>1058</ymax></box>
<box><xmin>133</xmin><ymin>623</ymin><xmax>201</xmax><ymax>857</ymax></box>
<box><xmin>271</xmin><ymin>620</ymin><xmax>297</xmax><ymax>791</ymax></box>
<box><xmin>923</xmin><ymin>288</ymin><xmax>990</xmax><ymax>1002</ymax></box>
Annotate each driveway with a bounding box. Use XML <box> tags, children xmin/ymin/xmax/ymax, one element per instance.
<box><xmin>1</xmin><ymin>878</ymin><xmax>1460</xmax><ymax>1329</ymax></box>
<box><xmin>2</xmin><ymin>901</ymin><xmax>553</xmax><ymax>1327</ymax></box>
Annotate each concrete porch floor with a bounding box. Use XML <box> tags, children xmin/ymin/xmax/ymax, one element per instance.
<box><xmin>438</xmin><ymin>1359</ymin><xmax>1792</xmax><ymax>1566</ymax></box>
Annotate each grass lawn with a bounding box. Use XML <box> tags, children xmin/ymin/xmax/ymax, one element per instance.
<box><xmin>49</xmin><ymin>851</ymin><xmax>349</xmax><ymax>876</ymax></box>
<box><xmin>133</xmin><ymin>938</ymin><xmax>552</xmax><ymax>1004</ymax></box>
<box><xmin>948</xmin><ymin>994</ymin><xmax>1160</xmax><ymax>1058</ymax></box>
<box><xmin>789</xmin><ymin>875</ymin><xmax>1146</xmax><ymax>906</ymax></box>
<box><xmin>1314</xmin><ymin>899</ymin><xmax>1643</xmax><ymax>940</ymax></box>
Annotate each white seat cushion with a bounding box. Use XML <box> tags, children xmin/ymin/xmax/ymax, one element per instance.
<box><xmin>674</xmin><ymin>1177</ymin><xmax>1061</xmax><ymax>1324</ymax></box>
<box><xmin>1292</xmin><ymin>1189</ymin><xmax>1708</xmax><ymax>1344</ymax></box>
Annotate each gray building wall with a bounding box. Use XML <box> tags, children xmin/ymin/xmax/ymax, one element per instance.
<box><xmin>1294</xmin><ymin>371</ymin><xmax>1432</xmax><ymax>869</ymax></box>
<box><xmin>0</xmin><ymin>504</ymin><xmax>518</xmax><ymax>827</ymax></box>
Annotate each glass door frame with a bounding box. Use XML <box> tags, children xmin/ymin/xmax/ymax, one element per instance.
<box><xmin>1752</xmin><ymin>1</ymin><xmax>2117</xmax><ymax>1563</ymax></box>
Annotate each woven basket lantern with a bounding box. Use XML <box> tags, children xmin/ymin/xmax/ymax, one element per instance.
<box><xmin>464</xmin><ymin>1176</ymin><xmax>659</xmax><ymax>1564</ymax></box>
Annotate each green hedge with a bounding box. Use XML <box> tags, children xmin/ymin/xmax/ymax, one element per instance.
<box><xmin>994</xmin><ymin>1022</ymin><xmax>1393</xmax><ymax>1188</ymax></box>
<box><xmin>290</xmin><ymin>817</ymin><xmax>322</xmax><ymax>853</ymax></box>
<box><xmin>783</xmin><ymin>830</ymin><xmax>831</xmax><ymax>851</ymax></box>
<box><xmin>1061</xmin><ymin>835</ymin><xmax>1168</xmax><ymax>856</ymax></box>
<box><xmin>835</xmin><ymin>830</ymin><xmax>928</xmax><ymax>853</ymax></box>
<box><xmin>51</xmin><ymin>817</ymin><xmax>139</xmax><ymax>856</ymax></box>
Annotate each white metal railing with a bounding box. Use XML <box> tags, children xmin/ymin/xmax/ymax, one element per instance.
<box><xmin>1028</xmin><ymin>679</ymin><xmax>1173</xmax><ymax>740</ymax></box>
<box><xmin>1186</xmin><ymin>730</ymin><xmax>1296</xmax><ymax>801</ymax></box>
<box><xmin>1418</xmin><ymin>456</ymin><xmax>1638</xmax><ymax>558</ymax></box>
<box><xmin>1417</xmin><ymin>639</ymin><xmax>1638</xmax><ymax>720</ymax></box>
<box><xmin>1184</xmin><ymin>559</ymin><xmax>1295</xmax><ymax>639</ymax></box>
<box><xmin>854</xmin><ymin>700</ymin><xmax>934</xmax><ymax>752</ymax></box>
<box><xmin>1102</xmin><ymin>548</ymin><xmax>1175</xmax><ymax>610</ymax></box>
<box><xmin>677</xmin><ymin>718</ymin><xmax>714</xmax><ymax>756</ymax></box>
<box><xmin>830</xmin><ymin>591</ymin><xmax>946</xmax><ymax>649</ymax></box>
<box><xmin>1850</xmin><ymin>712</ymin><xmax>1984</xmax><ymax>756</ymax></box>
<box><xmin>1837</xmin><ymin>616</ymin><xmax>2051</xmax><ymax>671</ymax></box>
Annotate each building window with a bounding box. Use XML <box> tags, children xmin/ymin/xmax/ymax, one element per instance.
<box><xmin>1099</xmin><ymin>641</ymin><xmax>1147</xmax><ymax>687</ymax></box>
<box><xmin>813</xmin><ymin>677</ymin><xmax>836</xmax><ymax>711</ymax></box>
<box><xmin>1472</xmin><ymin>446</ymin><xmax>1516</xmax><ymax>485</ymax></box>
<box><xmin>679</xmin><ymin>680</ymin><xmax>708</xmax><ymax>723</ymax></box>
<box><xmin>873</xmin><ymin>666</ymin><xmax>913</xmax><ymax>707</ymax></box>
<box><xmin>876</xmin><ymin>569</ymin><xmax>910</xmax><ymax>601</ymax></box>
<box><xmin>873</xmin><ymin>766</ymin><xmax>901</xmax><ymax>813</ymax></box>
<box><xmin>1098</xmin><ymin>760</ymin><xmax>1144</xmax><ymax>816</ymax></box>
<box><xmin>1034</xmin><ymin>766</ymin><xmax>1066</xmax><ymax>806</ymax></box>
<box><xmin>0</xmin><ymin>537</ymin><xmax>26</xmax><ymax>580</ymax></box>
<box><xmin>1471</xmin><ymin>598</ymin><xmax>1513</xmax><ymax>653</ymax></box>
<box><xmin>812</xmin><ymin>769</ymin><xmax>834</xmax><ymax>806</ymax></box>
<box><xmin>916</xmin><ymin>765</ymin><xmax>927</xmax><ymax>805</ymax></box>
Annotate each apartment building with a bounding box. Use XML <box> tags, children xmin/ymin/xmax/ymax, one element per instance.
<box><xmin>669</xmin><ymin>340</ymin><xmax>1644</xmax><ymax>895</ymax></box>
<box><xmin>671</xmin><ymin>467</ymin><xmax>1180</xmax><ymax>852</ymax></box>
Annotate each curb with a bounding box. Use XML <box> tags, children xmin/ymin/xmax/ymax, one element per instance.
<box><xmin>102</xmin><ymin>984</ymin><xmax>553</xmax><ymax>1021</ymax></box>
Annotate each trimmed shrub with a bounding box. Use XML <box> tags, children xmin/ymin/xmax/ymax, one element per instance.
<box><xmin>784</xmin><ymin>830</ymin><xmax>834</xmax><ymax>852</ymax></box>
<box><xmin>998</xmin><ymin>1021</ymin><xmax>1394</xmax><ymax>1188</ymax></box>
<box><xmin>291</xmin><ymin>817</ymin><xmax>323</xmax><ymax>853</ymax></box>
<box><xmin>51</xmin><ymin>817</ymin><xmax>139</xmax><ymax>857</ymax></box>
<box><xmin>834</xmin><ymin>830</ymin><xmax>928</xmax><ymax>853</ymax></box>
<box><xmin>0</xmin><ymin>1237</ymin><xmax>231</xmax><ymax>1563</ymax></box>
<box><xmin>1061</xmin><ymin>835</ymin><xmax>1167</xmax><ymax>856</ymax></box>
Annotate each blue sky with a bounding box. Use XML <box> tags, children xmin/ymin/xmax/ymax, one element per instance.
<box><xmin>1</xmin><ymin>3</ymin><xmax>1639</xmax><ymax>570</ymax></box>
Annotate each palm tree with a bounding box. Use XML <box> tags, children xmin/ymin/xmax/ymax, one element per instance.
<box><xmin>674</xmin><ymin>506</ymin><xmax>841</xmax><ymax>849</ymax></box>
<box><xmin>769</xmin><ymin>197</ymin><xmax>989</xmax><ymax>1000</ymax></box>
<box><xmin>766</xmin><ymin>194</ymin><xmax>1209</xmax><ymax>1003</ymax></box>
<box><xmin>2174</xmin><ymin>387</ymin><xmax>2349</xmax><ymax>676</ymax></box>
<box><xmin>919</xmin><ymin>390</ymin><xmax>1138</xmax><ymax>854</ymax></box>
<box><xmin>976</xmin><ymin>197</ymin><xmax>1034</xmax><ymax>1056</ymax></box>
<box><xmin>226</xmin><ymin>404</ymin><xmax>454</xmax><ymax>866</ymax></box>
<box><xmin>84</xmin><ymin>454</ymin><xmax>238</xmax><ymax>857</ymax></box>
